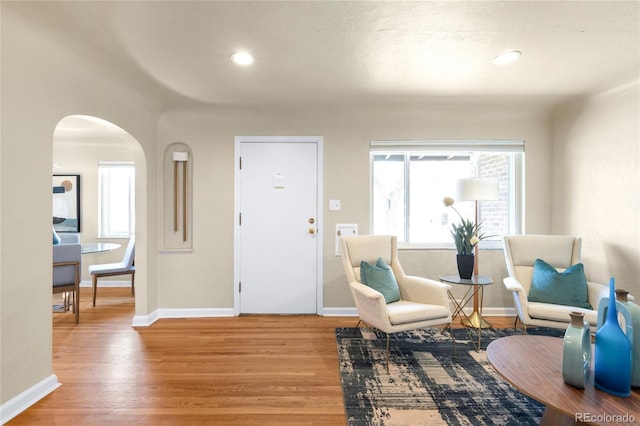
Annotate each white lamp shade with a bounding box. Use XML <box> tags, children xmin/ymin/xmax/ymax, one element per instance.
<box><xmin>456</xmin><ymin>178</ymin><xmax>499</xmax><ymax>201</ymax></box>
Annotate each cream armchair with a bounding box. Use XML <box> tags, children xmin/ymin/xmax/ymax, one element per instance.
<box><xmin>340</xmin><ymin>235</ymin><xmax>454</xmax><ymax>370</ymax></box>
<box><xmin>502</xmin><ymin>235</ymin><xmax>608</xmax><ymax>333</ymax></box>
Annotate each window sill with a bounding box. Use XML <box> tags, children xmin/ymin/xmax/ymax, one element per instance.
<box><xmin>398</xmin><ymin>241</ymin><xmax>503</xmax><ymax>251</ymax></box>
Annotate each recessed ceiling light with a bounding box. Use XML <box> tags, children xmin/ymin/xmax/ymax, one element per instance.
<box><xmin>492</xmin><ymin>50</ymin><xmax>522</xmax><ymax>65</ymax></box>
<box><xmin>231</xmin><ymin>51</ymin><xmax>255</xmax><ymax>66</ymax></box>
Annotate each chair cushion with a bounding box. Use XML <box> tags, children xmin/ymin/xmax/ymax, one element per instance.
<box><xmin>89</xmin><ymin>262</ymin><xmax>131</xmax><ymax>275</ymax></box>
<box><xmin>528</xmin><ymin>258</ymin><xmax>592</xmax><ymax>309</ymax></box>
<box><xmin>360</xmin><ymin>258</ymin><xmax>401</xmax><ymax>303</ymax></box>
<box><xmin>528</xmin><ymin>301</ymin><xmax>598</xmax><ymax>325</ymax></box>
<box><xmin>387</xmin><ymin>300</ymin><xmax>450</xmax><ymax>325</ymax></box>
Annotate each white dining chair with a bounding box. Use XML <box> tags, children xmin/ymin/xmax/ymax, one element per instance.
<box><xmin>88</xmin><ymin>236</ymin><xmax>135</xmax><ymax>306</ymax></box>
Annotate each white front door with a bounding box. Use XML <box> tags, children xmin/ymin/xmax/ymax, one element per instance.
<box><xmin>235</xmin><ymin>137</ymin><xmax>322</xmax><ymax>314</ymax></box>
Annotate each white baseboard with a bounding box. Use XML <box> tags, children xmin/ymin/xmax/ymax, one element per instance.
<box><xmin>481</xmin><ymin>307</ymin><xmax>516</xmax><ymax>317</ymax></box>
<box><xmin>131</xmin><ymin>306</ymin><xmax>516</xmax><ymax>326</ymax></box>
<box><xmin>322</xmin><ymin>307</ymin><xmax>358</xmax><ymax>316</ymax></box>
<box><xmin>131</xmin><ymin>308</ymin><xmax>235</xmax><ymax>327</ymax></box>
<box><xmin>131</xmin><ymin>310</ymin><xmax>160</xmax><ymax>327</ymax></box>
<box><xmin>0</xmin><ymin>374</ymin><xmax>60</xmax><ymax>425</ymax></box>
<box><xmin>80</xmin><ymin>280</ymin><xmax>132</xmax><ymax>288</ymax></box>
<box><xmin>132</xmin><ymin>307</ymin><xmax>356</xmax><ymax>326</ymax></box>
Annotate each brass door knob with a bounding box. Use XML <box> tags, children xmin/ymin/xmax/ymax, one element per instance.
<box><xmin>308</xmin><ymin>228</ymin><xmax>316</xmax><ymax>235</ymax></box>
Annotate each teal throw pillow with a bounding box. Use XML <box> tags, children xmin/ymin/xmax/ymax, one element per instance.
<box><xmin>528</xmin><ymin>258</ymin><xmax>592</xmax><ymax>309</ymax></box>
<box><xmin>53</xmin><ymin>228</ymin><xmax>61</xmax><ymax>245</ymax></box>
<box><xmin>360</xmin><ymin>258</ymin><xmax>401</xmax><ymax>304</ymax></box>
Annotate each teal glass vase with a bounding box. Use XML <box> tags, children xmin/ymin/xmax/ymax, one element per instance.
<box><xmin>594</xmin><ymin>277</ymin><xmax>632</xmax><ymax>397</ymax></box>
<box><xmin>562</xmin><ymin>312</ymin><xmax>591</xmax><ymax>388</ymax></box>
<box><xmin>616</xmin><ymin>288</ymin><xmax>640</xmax><ymax>388</ymax></box>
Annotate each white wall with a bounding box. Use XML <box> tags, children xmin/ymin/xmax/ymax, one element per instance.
<box><xmin>1</xmin><ymin>4</ymin><xmax>160</xmax><ymax>411</ymax></box>
<box><xmin>552</xmin><ymin>81</ymin><xmax>640</xmax><ymax>291</ymax></box>
<box><xmin>156</xmin><ymin>103</ymin><xmax>553</xmax><ymax>312</ymax></box>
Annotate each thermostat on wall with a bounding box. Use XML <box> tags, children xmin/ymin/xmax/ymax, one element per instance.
<box><xmin>335</xmin><ymin>224</ymin><xmax>358</xmax><ymax>256</ymax></box>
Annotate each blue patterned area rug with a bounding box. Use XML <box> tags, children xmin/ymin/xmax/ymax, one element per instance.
<box><xmin>336</xmin><ymin>326</ymin><xmax>563</xmax><ymax>426</ymax></box>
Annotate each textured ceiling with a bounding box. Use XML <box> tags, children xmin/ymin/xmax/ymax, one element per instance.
<box><xmin>7</xmin><ymin>1</ymin><xmax>640</xmax><ymax>109</ymax></box>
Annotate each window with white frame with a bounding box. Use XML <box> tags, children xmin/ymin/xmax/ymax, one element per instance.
<box><xmin>98</xmin><ymin>161</ymin><xmax>135</xmax><ymax>238</ymax></box>
<box><xmin>371</xmin><ymin>140</ymin><xmax>524</xmax><ymax>248</ymax></box>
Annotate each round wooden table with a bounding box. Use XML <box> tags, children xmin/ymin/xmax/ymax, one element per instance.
<box><xmin>487</xmin><ymin>335</ymin><xmax>640</xmax><ymax>425</ymax></box>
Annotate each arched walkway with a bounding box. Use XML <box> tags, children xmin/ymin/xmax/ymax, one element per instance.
<box><xmin>52</xmin><ymin>114</ymin><xmax>146</xmax><ymax>321</ymax></box>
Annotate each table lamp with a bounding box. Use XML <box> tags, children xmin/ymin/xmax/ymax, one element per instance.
<box><xmin>456</xmin><ymin>177</ymin><xmax>499</xmax><ymax>329</ymax></box>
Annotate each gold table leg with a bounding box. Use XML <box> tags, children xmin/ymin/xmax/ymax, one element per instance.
<box><xmin>461</xmin><ymin>311</ymin><xmax>492</xmax><ymax>329</ymax></box>
<box><xmin>461</xmin><ymin>283</ymin><xmax>492</xmax><ymax>329</ymax></box>
<box><xmin>459</xmin><ymin>285</ymin><xmax>489</xmax><ymax>350</ymax></box>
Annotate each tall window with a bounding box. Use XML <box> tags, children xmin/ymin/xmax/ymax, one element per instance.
<box><xmin>371</xmin><ymin>140</ymin><xmax>523</xmax><ymax>248</ymax></box>
<box><xmin>98</xmin><ymin>161</ymin><xmax>135</xmax><ymax>238</ymax></box>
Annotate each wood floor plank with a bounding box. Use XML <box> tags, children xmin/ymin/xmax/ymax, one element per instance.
<box><xmin>8</xmin><ymin>287</ymin><xmax>515</xmax><ymax>425</ymax></box>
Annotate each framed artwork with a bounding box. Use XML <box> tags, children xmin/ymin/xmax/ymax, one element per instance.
<box><xmin>52</xmin><ymin>174</ymin><xmax>81</xmax><ymax>233</ymax></box>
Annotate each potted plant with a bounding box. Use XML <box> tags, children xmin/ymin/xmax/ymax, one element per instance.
<box><xmin>443</xmin><ymin>197</ymin><xmax>488</xmax><ymax>279</ymax></box>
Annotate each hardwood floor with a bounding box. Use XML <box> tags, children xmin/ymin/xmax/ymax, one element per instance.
<box><xmin>9</xmin><ymin>288</ymin><xmax>515</xmax><ymax>425</ymax></box>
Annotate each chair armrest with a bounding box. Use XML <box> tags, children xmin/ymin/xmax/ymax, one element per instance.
<box><xmin>400</xmin><ymin>275</ymin><xmax>451</xmax><ymax>307</ymax></box>
<box><xmin>53</xmin><ymin>260</ymin><xmax>80</xmax><ymax>286</ymax></box>
<box><xmin>503</xmin><ymin>276</ymin><xmax>529</xmax><ymax>302</ymax></box>
<box><xmin>587</xmin><ymin>281</ymin><xmax>608</xmax><ymax>308</ymax></box>
<box><xmin>53</xmin><ymin>244</ymin><xmax>81</xmax><ymax>285</ymax></box>
<box><xmin>351</xmin><ymin>281</ymin><xmax>386</xmax><ymax>301</ymax></box>
<box><xmin>350</xmin><ymin>281</ymin><xmax>392</xmax><ymax>331</ymax></box>
<box><xmin>503</xmin><ymin>276</ymin><xmax>531</xmax><ymax>322</ymax></box>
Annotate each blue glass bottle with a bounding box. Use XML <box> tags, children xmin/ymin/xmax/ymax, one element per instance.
<box><xmin>594</xmin><ymin>277</ymin><xmax>632</xmax><ymax>397</ymax></box>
